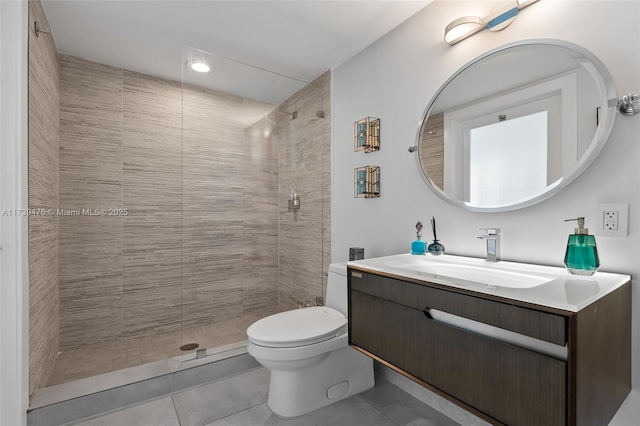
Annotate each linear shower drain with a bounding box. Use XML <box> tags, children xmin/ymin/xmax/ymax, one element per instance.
<box><xmin>179</xmin><ymin>343</ymin><xmax>200</xmax><ymax>351</ymax></box>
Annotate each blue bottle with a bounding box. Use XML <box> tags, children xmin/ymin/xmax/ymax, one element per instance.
<box><xmin>411</xmin><ymin>221</ymin><xmax>426</xmax><ymax>255</ymax></box>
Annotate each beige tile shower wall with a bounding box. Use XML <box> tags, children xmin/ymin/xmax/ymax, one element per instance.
<box><xmin>122</xmin><ymin>71</ymin><xmax>183</xmax><ymax>338</ymax></box>
<box><xmin>58</xmin><ymin>56</ymin><xmax>279</xmax><ymax>349</ymax></box>
<box><xmin>58</xmin><ymin>55</ymin><xmax>124</xmax><ymax>350</ymax></box>
<box><xmin>278</xmin><ymin>71</ymin><xmax>331</xmax><ymax>311</ymax></box>
<box><xmin>28</xmin><ymin>0</ymin><xmax>60</xmax><ymax>396</ymax></box>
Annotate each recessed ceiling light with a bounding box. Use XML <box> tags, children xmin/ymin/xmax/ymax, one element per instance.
<box><xmin>191</xmin><ymin>62</ymin><xmax>210</xmax><ymax>73</ymax></box>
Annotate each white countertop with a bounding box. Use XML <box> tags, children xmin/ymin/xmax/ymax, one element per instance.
<box><xmin>347</xmin><ymin>253</ymin><xmax>631</xmax><ymax>313</ymax></box>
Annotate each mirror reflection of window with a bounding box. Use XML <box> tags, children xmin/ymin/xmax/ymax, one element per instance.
<box><xmin>469</xmin><ymin>111</ymin><xmax>547</xmax><ymax>206</ymax></box>
<box><xmin>416</xmin><ymin>42</ymin><xmax>616</xmax><ymax>212</ymax></box>
<box><xmin>442</xmin><ymin>75</ymin><xmax>572</xmax><ymax>205</ymax></box>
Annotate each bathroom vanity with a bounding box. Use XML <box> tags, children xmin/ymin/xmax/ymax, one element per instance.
<box><xmin>347</xmin><ymin>254</ymin><xmax>631</xmax><ymax>426</ymax></box>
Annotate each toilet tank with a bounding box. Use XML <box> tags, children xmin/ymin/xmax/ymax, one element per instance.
<box><xmin>326</xmin><ymin>262</ymin><xmax>348</xmax><ymax>315</ymax></box>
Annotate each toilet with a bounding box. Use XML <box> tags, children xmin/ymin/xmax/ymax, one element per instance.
<box><xmin>246</xmin><ymin>263</ymin><xmax>374</xmax><ymax>418</ymax></box>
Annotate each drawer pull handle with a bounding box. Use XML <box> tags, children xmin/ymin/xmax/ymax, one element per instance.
<box><xmin>423</xmin><ymin>307</ymin><xmax>567</xmax><ymax>361</ymax></box>
<box><xmin>351</xmin><ymin>271</ymin><xmax>362</xmax><ymax>278</ymax></box>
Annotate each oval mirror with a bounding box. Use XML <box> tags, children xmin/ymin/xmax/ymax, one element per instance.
<box><xmin>416</xmin><ymin>39</ymin><xmax>617</xmax><ymax>212</ymax></box>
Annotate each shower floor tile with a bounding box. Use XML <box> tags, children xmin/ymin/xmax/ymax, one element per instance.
<box><xmin>46</xmin><ymin>311</ymin><xmax>269</xmax><ymax>387</ymax></box>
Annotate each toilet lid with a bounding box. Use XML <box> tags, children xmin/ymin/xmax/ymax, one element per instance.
<box><xmin>247</xmin><ymin>307</ymin><xmax>347</xmax><ymax>348</ymax></box>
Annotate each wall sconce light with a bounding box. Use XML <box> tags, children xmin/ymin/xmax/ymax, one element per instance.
<box><xmin>444</xmin><ymin>0</ymin><xmax>540</xmax><ymax>45</ymax></box>
<box><xmin>354</xmin><ymin>117</ymin><xmax>380</xmax><ymax>153</ymax></box>
<box><xmin>354</xmin><ymin>166</ymin><xmax>380</xmax><ymax>198</ymax></box>
<box><xmin>289</xmin><ymin>190</ymin><xmax>301</xmax><ymax>210</ymax></box>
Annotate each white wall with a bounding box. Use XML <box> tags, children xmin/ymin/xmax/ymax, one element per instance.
<box><xmin>0</xmin><ymin>0</ymin><xmax>29</xmax><ymax>424</ymax></box>
<box><xmin>332</xmin><ymin>0</ymin><xmax>640</xmax><ymax>388</ymax></box>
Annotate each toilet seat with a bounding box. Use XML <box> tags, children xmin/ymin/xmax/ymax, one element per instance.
<box><xmin>247</xmin><ymin>307</ymin><xmax>347</xmax><ymax>348</ymax></box>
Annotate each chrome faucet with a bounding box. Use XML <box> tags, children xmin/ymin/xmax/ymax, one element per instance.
<box><xmin>476</xmin><ymin>228</ymin><xmax>500</xmax><ymax>262</ymax></box>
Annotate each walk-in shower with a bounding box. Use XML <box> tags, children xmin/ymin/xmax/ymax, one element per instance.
<box><xmin>38</xmin><ymin>44</ymin><xmax>331</xmax><ymax>391</ymax></box>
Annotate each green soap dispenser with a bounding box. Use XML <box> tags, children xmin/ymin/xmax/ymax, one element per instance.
<box><xmin>564</xmin><ymin>217</ymin><xmax>600</xmax><ymax>276</ymax></box>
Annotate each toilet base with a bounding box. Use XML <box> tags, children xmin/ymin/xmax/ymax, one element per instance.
<box><xmin>266</xmin><ymin>345</ymin><xmax>374</xmax><ymax>418</ymax></box>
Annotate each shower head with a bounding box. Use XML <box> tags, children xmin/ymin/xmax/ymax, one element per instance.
<box><xmin>275</xmin><ymin>110</ymin><xmax>298</xmax><ymax>120</ymax></box>
<box><xmin>34</xmin><ymin>21</ymin><xmax>51</xmax><ymax>38</ymax></box>
<box><xmin>263</xmin><ymin>114</ymin><xmax>281</xmax><ymax>128</ymax></box>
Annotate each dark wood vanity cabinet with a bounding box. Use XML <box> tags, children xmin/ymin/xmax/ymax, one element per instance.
<box><xmin>348</xmin><ymin>269</ymin><xmax>631</xmax><ymax>426</ymax></box>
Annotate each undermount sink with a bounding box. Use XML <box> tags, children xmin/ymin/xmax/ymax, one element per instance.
<box><xmin>382</xmin><ymin>256</ymin><xmax>557</xmax><ymax>289</ymax></box>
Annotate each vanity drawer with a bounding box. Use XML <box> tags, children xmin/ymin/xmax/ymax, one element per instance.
<box><xmin>350</xmin><ymin>290</ymin><xmax>566</xmax><ymax>426</ymax></box>
<box><xmin>349</xmin><ymin>269</ymin><xmax>566</xmax><ymax>346</ymax></box>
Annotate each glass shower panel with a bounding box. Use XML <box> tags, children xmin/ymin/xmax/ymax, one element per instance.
<box><xmin>45</xmin><ymin>45</ymin><xmax>327</xmax><ymax>387</ymax></box>
<box><xmin>276</xmin><ymin>70</ymin><xmax>332</xmax><ymax>313</ymax></box>
<box><xmin>179</xmin><ymin>46</ymin><xmax>314</xmax><ymax>363</ymax></box>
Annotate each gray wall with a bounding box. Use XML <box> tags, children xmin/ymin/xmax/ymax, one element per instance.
<box><xmin>28</xmin><ymin>0</ymin><xmax>59</xmax><ymax>397</ymax></box>
<box><xmin>332</xmin><ymin>0</ymin><xmax>640</xmax><ymax>387</ymax></box>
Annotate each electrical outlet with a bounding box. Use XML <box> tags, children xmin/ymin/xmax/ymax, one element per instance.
<box><xmin>603</xmin><ymin>211</ymin><xmax>618</xmax><ymax>230</ymax></box>
<box><xmin>596</xmin><ymin>203</ymin><xmax>628</xmax><ymax>237</ymax></box>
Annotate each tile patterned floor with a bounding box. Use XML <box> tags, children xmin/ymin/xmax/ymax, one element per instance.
<box><xmin>69</xmin><ymin>367</ymin><xmax>462</xmax><ymax>426</ymax></box>
<box><xmin>46</xmin><ymin>312</ymin><xmax>270</xmax><ymax>386</ymax></box>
